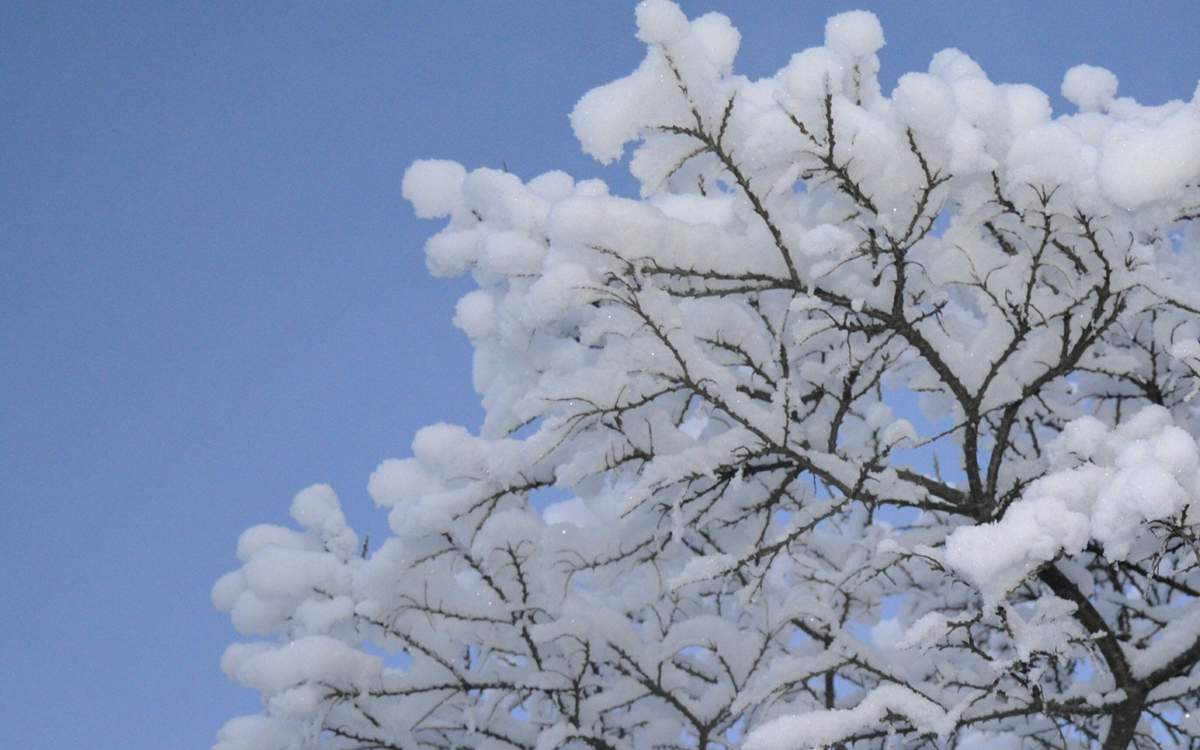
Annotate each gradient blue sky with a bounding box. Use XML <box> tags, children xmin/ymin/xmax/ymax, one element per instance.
<box><xmin>3</xmin><ymin>2</ymin><xmax>1198</xmax><ymax>748</ymax></box>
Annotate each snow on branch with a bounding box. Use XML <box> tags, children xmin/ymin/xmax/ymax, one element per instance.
<box><xmin>214</xmin><ymin>3</ymin><xmax>1200</xmax><ymax>749</ymax></box>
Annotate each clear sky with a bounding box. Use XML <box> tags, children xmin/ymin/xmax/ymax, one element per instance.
<box><xmin>2</xmin><ymin>2</ymin><xmax>1198</xmax><ymax>747</ymax></box>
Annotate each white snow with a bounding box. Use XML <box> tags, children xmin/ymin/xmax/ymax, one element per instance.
<box><xmin>893</xmin><ymin>73</ymin><xmax>956</xmax><ymax>135</ymax></box>
<box><xmin>946</xmin><ymin>493</ymin><xmax>1091</xmax><ymax>606</ymax></box>
<box><xmin>668</xmin><ymin>553</ymin><xmax>736</xmax><ymax>589</ymax></box>
<box><xmin>213</xmin><ymin>715</ymin><xmax>300</xmax><ymax>750</ymax></box>
<box><xmin>1097</xmin><ymin>107</ymin><xmax>1200</xmax><ymax>209</ymax></box>
<box><xmin>744</xmin><ymin>685</ymin><xmax>947</xmax><ymax>749</ymax></box>
<box><xmin>290</xmin><ymin>483</ymin><xmax>356</xmax><ymax>556</ymax></box>
<box><xmin>947</xmin><ymin>406</ymin><xmax>1200</xmax><ymax>604</ymax></box>
<box><xmin>402</xmin><ymin>159</ymin><xmax>465</xmax><ymax>219</ymax></box>
<box><xmin>570</xmin><ymin>46</ymin><xmax>690</xmax><ymax>164</ymax></box>
<box><xmin>1125</xmin><ymin>601</ymin><xmax>1200</xmax><ymax>678</ymax></box>
<box><xmin>635</xmin><ymin>0</ymin><xmax>690</xmax><ymax>45</ymax></box>
<box><xmin>223</xmin><ymin>635</ymin><xmax>381</xmax><ymax>694</ymax></box>
<box><xmin>453</xmin><ymin>289</ymin><xmax>497</xmax><ymax>340</ymax></box>
<box><xmin>689</xmin><ymin>11</ymin><xmax>741</xmax><ymax>74</ymax></box>
<box><xmin>219</xmin><ymin>5</ymin><xmax>1200</xmax><ymax>747</ymax></box>
<box><xmin>1172</xmin><ymin>339</ymin><xmax>1200</xmax><ymax>361</ymax></box>
<box><xmin>823</xmin><ymin>11</ymin><xmax>885</xmax><ymax>58</ymax></box>
<box><xmin>957</xmin><ymin>731</ymin><xmax>1022</xmax><ymax>750</ymax></box>
<box><xmin>1062</xmin><ymin>64</ymin><xmax>1118</xmax><ymax>112</ymax></box>
<box><xmin>366</xmin><ymin>457</ymin><xmax>421</xmax><ymax>507</ymax></box>
<box><xmin>542</xmin><ymin>496</ymin><xmax>599</xmax><ymax>528</ymax></box>
<box><xmin>781</xmin><ymin>47</ymin><xmax>847</xmax><ymax>102</ymax></box>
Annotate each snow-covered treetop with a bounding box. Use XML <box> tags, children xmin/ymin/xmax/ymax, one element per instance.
<box><xmin>216</xmin><ymin>3</ymin><xmax>1200</xmax><ymax>748</ymax></box>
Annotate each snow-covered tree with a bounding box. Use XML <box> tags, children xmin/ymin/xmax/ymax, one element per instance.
<box><xmin>213</xmin><ymin>4</ymin><xmax>1200</xmax><ymax>748</ymax></box>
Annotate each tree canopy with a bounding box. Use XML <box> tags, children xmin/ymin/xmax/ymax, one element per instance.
<box><xmin>214</xmin><ymin>4</ymin><xmax>1200</xmax><ymax>748</ymax></box>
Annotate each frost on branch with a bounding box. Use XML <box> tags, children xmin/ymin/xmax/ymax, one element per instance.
<box><xmin>216</xmin><ymin>3</ymin><xmax>1200</xmax><ymax>748</ymax></box>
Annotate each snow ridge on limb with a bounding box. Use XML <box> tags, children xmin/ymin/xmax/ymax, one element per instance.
<box><xmin>215</xmin><ymin>2</ymin><xmax>1200</xmax><ymax>748</ymax></box>
<box><xmin>744</xmin><ymin>685</ymin><xmax>952</xmax><ymax>750</ymax></box>
<box><xmin>946</xmin><ymin>406</ymin><xmax>1200</xmax><ymax>607</ymax></box>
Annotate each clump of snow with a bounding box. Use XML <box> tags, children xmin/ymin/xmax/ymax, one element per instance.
<box><xmin>1097</xmin><ymin>107</ymin><xmax>1200</xmax><ymax>209</ymax></box>
<box><xmin>570</xmin><ymin>3</ymin><xmax>701</xmax><ymax>164</ymax></box>
<box><xmin>521</xmin><ymin>262</ymin><xmax>593</xmax><ymax>327</ymax></box>
<box><xmin>572</xmin><ymin>1</ymin><xmax>741</xmax><ymax>168</ymax></box>
<box><xmin>423</xmin><ymin>225</ymin><xmax>480</xmax><ymax>278</ymax></box>
<box><xmin>1005</xmin><ymin>122</ymin><xmax>1090</xmax><ymax>194</ymax></box>
<box><xmin>402</xmin><ymin>159</ymin><xmax>465</xmax><ymax>219</ymax></box>
<box><xmin>744</xmin><ymin>685</ymin><xmax>947</xmax><ymax>749</ymax></box>
<box><xmin>527</xmin><ymin>169</ymin><xmax>575</xmax><ymax>201</ymax></box>
<box><xmin>893</xmin><ymin>73</ymin><xmax>956</xmax><ymax>135</ymax></box>
<box><xmin>1046</xmin><ymin>415</ymin><xmax>1108</xmax><ymax>464</ymax></box>
<box><xmin>289</xmin><ymin>484</ymin><xmax>342</xmax><ymax>532</ymax></box>
<box><xmin>290</xmin><ymin>484</ymin><xmax>356</xmax><ymax>556</ymax></box>
<box><xmin>781</xmin><ymin>47</ymin><xmax>846</xmax><ymax>102</ymax></box>
<box><xmin>482</xmin><ymin>230</ymin><xmax>545</xmax><ymax>276</ymax></box>
<box><xmin>1062</xmin><ymin>64</ymin><xmax>1118</xmax><ymax>112</ymax></box>
<box><xmin>1000</xmin><ymin>82</ymin><xmax>1052</xmax><ymax>132</ymax></box>
<box><xmin>234</xmin><ymin>524</ymin><xmax>309</xmax><ymax>563</ymax></box>
<box><xmin>214</xmin><ymin>715</ymin><xmax>301</xmax><ymax>750</ymax></box>
<box><xmin>635</xmin><ymin>0</ymin><xmax>689</xmax><ymax>45</ymax></box>
<box><xmin>929</xmin><ymin>48</ymin><xmax>986</xmax><ymax>83</ymax></box>
<box><xmin>211</xmin><ymin>571</ymin><xmax>246</xmax><ymax>613</ymax></box>
<box><xmin>223</xmin><ymin>636</ymin><xmax>381</xmax><ymax>694</ymax></box>
<box><xmin>947</xmin><ymin>406</ymin><xmax>1200</xmax><ymax>605</ymax></box>
<box><xmin>946</xmin><ymin>495</ymin><xmax>1090</xmax><ymax>606</ymax></box>
<box><xmin>242</xmin><ymin>548</ymin><xmax>339</xmax><ymax>608</ymax></box>
<box><xmin>689</xmin><ymin>11</ymin><xmax>741</xmax><ymax>74</ymax></box>
<box><xmin>366</xmin><ymin>457</ymin><xmax>421</xmax><ymax>507</ymax></box>
<box><xmin>460</xmin><ymin>167</ymin><xmax>548</xmax><ymax>232</ymax></box>
<box><xmin>411</xmin><ymin>422</ymin><xmax>479</xmax><ymax>475</ymax></box>
<box><xmin>823</xmin><ymin>11</ymin><xmax>884</xmax><ymax>57</ymax></box>
<box><xmin>453</xmin><ymin>289</ymin><xmax>497</xmax><ymax>340</ymax></box>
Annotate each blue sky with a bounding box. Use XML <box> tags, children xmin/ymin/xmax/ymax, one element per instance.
<box><xmin>2</xmin><ymin>2</ymin><xmax>1198</xmax><ymax>747</ymax></box>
